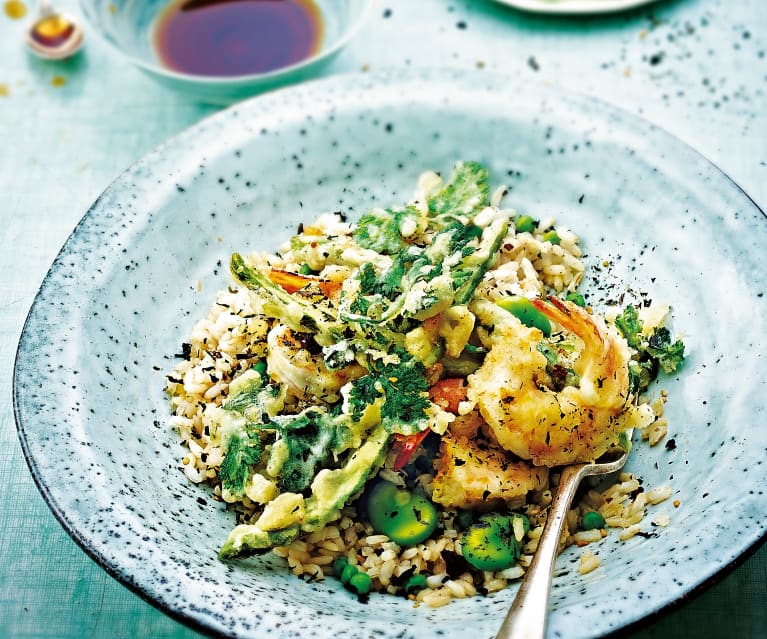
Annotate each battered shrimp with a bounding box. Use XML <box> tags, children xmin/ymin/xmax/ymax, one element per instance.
<box><xmin>468</xmin><ymin>297</ymin><xmax>653</xmax><ymax>466</ymax></box>
<box><xmin>266</xmin><ymin>324</ymin><xmax>365</xmax><ymax>403</ymax></box>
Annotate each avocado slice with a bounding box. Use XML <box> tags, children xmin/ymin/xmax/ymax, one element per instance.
<box><xmin>302</xmin><ymin>423</ymin><xmax>390</xmax><ymax>531</ymax></box>
<box><xmin>218</xmin><ymin>423</ymin><xmax>391</xmax><ymax>559</ymax></box>
<box><xmin>219</xmin><ymin>524</ymin><xmax>300</xmax><ymax>559</ymax></box>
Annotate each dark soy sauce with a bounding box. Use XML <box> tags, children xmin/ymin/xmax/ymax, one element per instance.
<box><xmin>154</xmin><ymin>0</ymin><xmax>324</xmax><ymax>77</ymax></box>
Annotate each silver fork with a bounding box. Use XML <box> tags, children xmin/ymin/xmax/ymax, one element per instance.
<box><xmin>495</xmin><ymin>430</ymin><xmax>634</xmax><ymax>639</ymax></box>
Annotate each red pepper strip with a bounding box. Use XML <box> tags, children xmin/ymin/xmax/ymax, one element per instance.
<box><xmin>428</xmin><ymin>377</ymin><xmax>468</xmax><ymax>414</ymax></box>
<box><xmin>391</xmin><ymin>430</ymin><xmax>430</xmax><ymax>471</ymax></box>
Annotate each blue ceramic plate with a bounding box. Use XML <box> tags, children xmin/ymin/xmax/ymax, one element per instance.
<box><xmin>14</xmin><ymin>69</ymin><xmax>767</xmax><ymax>639</ymax></box>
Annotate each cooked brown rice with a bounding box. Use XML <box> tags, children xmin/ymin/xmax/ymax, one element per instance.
<box><xmin>166</xmin><ymin>167</ymin><xmax>677</xmax><ymax>607</ymax></box>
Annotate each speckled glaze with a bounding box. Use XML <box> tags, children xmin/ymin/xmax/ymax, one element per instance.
<box><xmin>13</xmin><ymin>69</ymin><xmax>767</xmax><ymax>639</ymax></box>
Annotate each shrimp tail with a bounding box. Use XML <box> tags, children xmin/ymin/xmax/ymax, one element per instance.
<box><xmin>532</xmin><ymin>296</ymin><xmax>603</xmax><ymax>349</ymax></box>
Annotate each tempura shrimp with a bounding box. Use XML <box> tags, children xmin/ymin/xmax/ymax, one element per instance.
<box><xmin>468</xmin><ymin>297</ymin><xmax>654</xmax><ymax>466</ymax></box>
<box><xmin>267</xmin><ymin>324</ymin><xmax>365</xmax><ymax>403</ymax></box>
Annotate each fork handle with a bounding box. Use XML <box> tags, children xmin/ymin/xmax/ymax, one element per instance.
<box><xmin>495</xmin><ymin>464</ymin><xmax>589</xmax><ymax>639</ymax></box>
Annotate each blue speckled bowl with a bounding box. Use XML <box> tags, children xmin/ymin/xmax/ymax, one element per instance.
<box><xmin>79</xmin><ymin>0</ymin><xmax>373</xmax><ymax>104</ymax></box>
<box><xmin>14</xmin><ymin>69</ymin><xmax>767</xmax><ymax>638</ymax></box>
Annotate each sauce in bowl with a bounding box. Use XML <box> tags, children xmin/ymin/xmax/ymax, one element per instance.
<box><xmin>154</xmin><ymin>0</ymin><xmax>324</xmax><ymax>77</ymax></box>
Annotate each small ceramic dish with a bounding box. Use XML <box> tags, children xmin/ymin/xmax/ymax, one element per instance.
<box><xmin>78</xmin><ymin>0</ymin><xmax>373</xmax><ymax>104</ymax></box>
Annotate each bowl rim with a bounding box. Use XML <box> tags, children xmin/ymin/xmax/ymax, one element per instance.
<box><xmin>78</xmin><ymin>0</ymin><xmax>375</xmax><ymax>85</ymax></box>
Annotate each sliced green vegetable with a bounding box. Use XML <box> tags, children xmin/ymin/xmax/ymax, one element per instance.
<box><xmin>366</xmin><ymin>480</ymin><xmax>438</xmax><ymax>546</ymax></box>
<box><xmin>496</xmin><ymin>296</ymin><xmax>552</xmax><ymax>336</ymax></box>
<box><xmin>542</xmin><ymin>230</ymin><xmax>560</xmax><ymax>245</ymax></box>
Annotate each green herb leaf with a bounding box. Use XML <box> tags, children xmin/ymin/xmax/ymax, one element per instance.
<box><xmin>219</xmin><ymin>432</ymin><xmax>263</xmax><ymax>494</ymax></box>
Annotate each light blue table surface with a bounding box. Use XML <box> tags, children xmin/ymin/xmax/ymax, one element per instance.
<box><xmin>1</xmin><ymin>0</ymin><xmax>765</xmax><ymax>637</ymax></box>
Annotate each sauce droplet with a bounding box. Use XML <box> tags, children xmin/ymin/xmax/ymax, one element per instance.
<box><xmin>51</xmin><ymin>75</ymin><xmax>67</xmax><ymax>88</ymax></box>
<box><xmin>31</xmin><ymin>14</ymin><xmax>75</xmax><ymax>48</ymax></box>
<box><xmin>154</xmin><ymin>0</ymin><xmax>324</xmax><ymax>77</ymax></box>
<box><xmin>0</xmin><ymin>83</ymin><xmax>10</xmax><ymax>97</ymax></box>
<box><xmin>4</xmin><ymin>0</ymin><xmax>27</xmax><ymax>19</ymax></box>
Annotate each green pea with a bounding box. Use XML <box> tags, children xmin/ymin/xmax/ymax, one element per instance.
<box><xmin>496</xmin><ymin>296</ymin><xmax>552</xmax><ymax>337</ymax></box>
<box><xmin>298</xmin><ymin>263</ymin><xmax>314</xmax><ymax>275</ymax></box>
<box><xmin>366</xmin><ymin>481</ymin><xmax>438</xmax><ymax>546</ymax></box>
<box><xmin>348</xmin><ymin>572</ymin><xmax>373</xmax><ymax>596</ymax></box>
<box><xmin>404</xmin><ymin>573</ymin><xmax>428</xmax><ymax>595</ymax></box>
<box><xmin>542</xmin><ymin>230</ymin><xmax>561</xmax><ymax>245</ymax></box>
<box><xmin>333</xmin><ymin>557</ymin><xmax>348</xmax><ymax>577</ymax></box>
<box><xmin>341</xmin><ymin>563</ymin><xmax>359</xmax><ymax>585</ymax></box>
<box><xmin>582</xmin><ymin>511</ymin><xmax>606</xmax><ymax>531</ymax></box>
<box><xmin>566</xmin><ymin>292</ymin><xmax>586</xmax><ymax>307</ymax></box>
<box><xmin>461</xmin><ymin>513</ymin><xmax>524</xmax><ymax>572</ymax></box>
<box><xmin>515</xmin><ymin>214</ymin><xmax>536</xmax><ymax>233</ymax></box>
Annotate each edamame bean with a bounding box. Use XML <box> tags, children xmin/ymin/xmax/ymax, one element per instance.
<box><xmin>461</xmin><ymin>513</ymin><xmax>526</xmax><ymax>572</ymax></box>
<box><xmin>366</xmin><ymin>480</ymin><xmax>438</xmax><ymax>546</ymax></box>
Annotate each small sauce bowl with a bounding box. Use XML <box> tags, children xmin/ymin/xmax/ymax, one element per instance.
<box><xmin>78</xmin><ymin>0</ymin><xmax>373</xmax><ymax>104</ymax></box>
